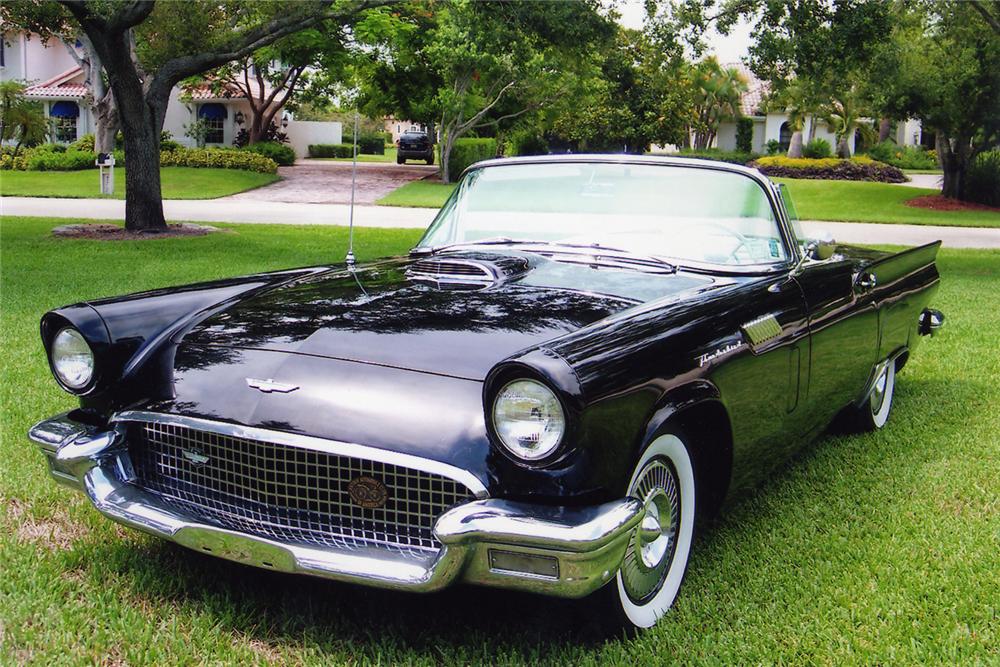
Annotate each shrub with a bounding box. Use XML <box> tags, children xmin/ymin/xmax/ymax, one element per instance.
<box><xmin>0</xmin><ymin>146</ymin><xmax>30</xmax><ymax>170</ymax></box>
<box><xmin>308</xmin><ymin>143</ymin><xmax>355</xmax><ymax>158</ymax></box>
<box><xmin>357</xmin><ymin>131</ymin><xmax>387</xmax><ymax>155</ymax></box>
<box><xmin>802</xmin><ymin>138</ymin><xmax>832</xmax><ymax>159</ymax></box>
<box><xmin>765</xmin><ymin>139</ymin><xmax>782</xmax><ymax>156</ymax></box>
<box><xmin>26</xmin><ymin>149</ymin><xmax>96</xmax><ymax>171</ymax></box>
<box><xmin>751</xmin><ymin>155</ymin><xmax>906</xmax><ymax>183</ymax></box>
<box><xmin>159</xmin><ymin>147</ymin><xmax>277</xmax><ymax>173</ymax></box>
<box><xmin>670</xmin><ymin>149</ymin><xmax>758</xmax><ymax>165</ymax></box>
<box><xmin>736</xmin><ymin>117</ymin><xmax>754</xmax><ymax>154</ymax></box>
<box><xmin>33</xmin><ymin>143</ymin><xmax>66</xmax><ymax>154</ymax></box>
<box><xmin>444</xmin><ymin>137</ymin><xmax>497</xmax><ymax>177</ymax></box>
<box><xmin>160</xmin><ymin>131</ymin><xmax>182</xmax><ymax>152</ymax></box>
<box><xmin>70</xmin><ymin>134</ymin><xmax>95</xmax><ymax>152</ymax></box>
<box><xmin>511</xmin><ymin>133</ymin><xmax>548</xmax><ymax>156</ymax></box>
<box><xmin>243</xmin><ymin>141</ymin><xmax>295</xmax><ymax>166</ymax></box>
<box><xmin>964</xmin><ymin>150</ymin><xmax>1000</xmax><ymax>207</ymax></box>
<box><xmin>866</xmin><ymin>140</ymin><xmax>937</xmax><ymax>170</ymax></box>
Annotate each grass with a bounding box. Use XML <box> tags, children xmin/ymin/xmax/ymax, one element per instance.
<box><xmin>774</xmin><ymin>178</ymin><xmax>1000</xmax><ymax>228</ymax></box>
<box><xmin>2</xmin><ymin>216</ymin><xmax>998</xmax><ymax>664</ymax></box>
<box><xmin>903</xmin><ymin>169</ymin><xmax>944</xmax><ymax>175</ymax></box>
<box><xmin>308</xmin><ymin>147</ymin><xmax>401</xmax><ymax>163</ymax></box>
<box><xmin>375</xmin><ymin>175</ymin><xmax>1000</xmax><ymax>229</ymax></box>
<box><xmin>0</xmin><ymin>167</ymin><xmax>279</xmax><ymax>200</ymax></box>
<box><xmin>377</xmin><ymin>179</ymin><xmax>455</xmax><ymax>207</ymax></box>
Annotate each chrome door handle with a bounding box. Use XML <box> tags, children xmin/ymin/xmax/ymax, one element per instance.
<box><xmin>856</xmin><ymin>272</ymin><xmax>877</xmax><ymax>291</ymax></box>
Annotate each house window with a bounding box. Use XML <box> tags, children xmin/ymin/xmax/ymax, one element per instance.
<box><xmin>50</xmin><ymin>101</ymin><xmax>80</xmax><ymax>143</ymax></box>
<box><xmin>198</xmin><ymin>103</ymin><xmax>228</xmax><ymax>144</ymax></box>
<box><xmin>778</xmin><ymin>122</ymin><xmax>792</xmax><ymax>152</ymax></box>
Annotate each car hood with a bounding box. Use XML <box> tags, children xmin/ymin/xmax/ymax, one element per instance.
<box><xmin>179</xmin><ymin>251</ymin><xmax>717</xmax><ymax>380</ymax></box>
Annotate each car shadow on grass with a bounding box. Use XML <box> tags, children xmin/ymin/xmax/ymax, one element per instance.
<box><xmin>77</xmin><ymin>373</ymin><xmax>968</xmax><ymax>661</ymax></box>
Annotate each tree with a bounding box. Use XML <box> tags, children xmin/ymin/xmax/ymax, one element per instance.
<box><xmin>0</xmin><ymin>80</ymin><xmax>49</xmax><ymax>152</ymax></box>
<box><xmin>873</xmin><ymin>1</ymin><xmax>1000</xmax><ymax>199</ymax></box>
<box><xmin>821</xmin><ymin>84</ymin><xmax>873</xmax><ymax>158</ymax></box>
<box><xmin>356</xmin><ymin>0</ymin><xmax>614</xmax><ymax>182</ymax></box>
<box><xmin>690</xmin><ymin>56</ymin><xmax>747</xmax><ymax>149</ymax></box>
<box><xmin>1</xmin><ymin>3</ymin><xmax>119</xmax><ymax>152</ymax></box>
<box><xmin>4</xmin><ymin>0</ymin><xmax>393</xmax><ymax>231</ymax></box>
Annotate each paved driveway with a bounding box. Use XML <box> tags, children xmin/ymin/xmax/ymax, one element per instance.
<box><xmin>226</xmin><ymin>160</ymin><xmax>437</xmax><ymax>204</ymax></box>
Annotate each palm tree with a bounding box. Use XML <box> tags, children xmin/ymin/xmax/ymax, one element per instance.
<box><xmin>768</xmin><ymin>79</ymin><xmax>814</xmax><ymax>158</ymax></box>
<box><xmin>0</xmin><ymin>81</ymin><xmax>49</xmax><ymax>154</ymax></box>
<box><xmin>690</xmin><ymin>57</ymin><xmax>748</xmax><ymax>150</ymax></box>
<box><xmin>822</xmin><ymin>87</ymin><xmax>875</xmax><ymax>158</ymax></box>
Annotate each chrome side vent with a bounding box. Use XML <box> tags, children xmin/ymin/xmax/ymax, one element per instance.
<box><xmin>741</xmin><ymin>313</ymin><xmax>782</xmax><ymax>347</ymax></box>
<box><xmin>408</xmin><ymin>259</ymin><xmax>495</xmax><ymax>283</ymax></box>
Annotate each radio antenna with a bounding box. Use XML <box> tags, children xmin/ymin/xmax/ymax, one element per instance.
<box><xmin>345</xmin><ymin>110</ymin><xmax>359</xmax><ymax>267</ymax></box>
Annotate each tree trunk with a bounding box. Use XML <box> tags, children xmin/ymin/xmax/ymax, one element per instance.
<box><xmin>440</xmin><ymin>129</ymin><xmax>456</xmax><ymax>183</ymax></box>
<box><xmin>119</xmin><ymin>102</ymin><xmax>167</xmax><ymax>230</ymax></box>
<box><xmin>836</xmin><ymin>135</ymin><xmax>851</xmax><ymax>158</ymax></box>
<box><xmin>937</xmin><ymin>133</ymin><xmax>970</xmax><ymax>200</ymax></box>
<box><xmin>94</xmin><ymin>94</ymin><xmax>119</xmax><ymax>154</ymax></box>
<box><xmin>808</xmin><ymin>115</ymin><xmax>817</xmax><ymax>142</ymax></box>
<box><xmin>787</xmin><ymin>131</ymin><xmax>804</xmax><ymax>158</ymax></box>
<box><xmin>878</xmin><ymin>118</ymin><xmax>892</xmax><ymax>143</ymax></box>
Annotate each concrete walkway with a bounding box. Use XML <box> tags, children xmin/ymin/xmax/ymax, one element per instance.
<box><xmin>900</xmin><ymin>173</ymin><xmax>943</xmax><ymax>190</ymax></box>
<box><xmin>3</xmin><ymin>196</ymin><xmax>999</xmax><ymax>248</ymax></box>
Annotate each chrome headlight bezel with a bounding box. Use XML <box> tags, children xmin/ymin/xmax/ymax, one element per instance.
<box><xmin>49</xmin><ymin>326</ymin><xmax>95</xmax><ymax>393</ymax></box>
<box><xmin>490</xmin><ymin>378</ymin><xmax>567</xmax><ymax>463</ymax></box>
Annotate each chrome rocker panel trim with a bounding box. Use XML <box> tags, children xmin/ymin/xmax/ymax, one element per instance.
<box><xmin>29</xmin><ymin>412</ymin><xmax>644</xmax><ymax>598</ymax></box>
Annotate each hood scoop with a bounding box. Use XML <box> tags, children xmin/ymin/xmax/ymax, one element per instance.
<box><xmin>407</xmin><ymin>254</ymin><xmax>530</xmax><ymax>289</ymax></box>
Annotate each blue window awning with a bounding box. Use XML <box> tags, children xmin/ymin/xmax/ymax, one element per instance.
<box><xmin>50</xmin><ymin>101</ymin><xmax>79</xmax><ymax>118</ymax></box>
<box><xmin>198</xmin><ymin>103</ymin><xmax>228</xmax><ymax>120</ymax></box>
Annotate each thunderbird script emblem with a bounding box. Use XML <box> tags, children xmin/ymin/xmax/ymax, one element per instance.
<box><xmin>348</xmin><ymin>476</ymin><xmax>389</xmax><ymax>509</ymax></box>
<box><xmin>246</xmin><ymin>378</ymin><xmax>300</xmax><ymax>394</ymax></box>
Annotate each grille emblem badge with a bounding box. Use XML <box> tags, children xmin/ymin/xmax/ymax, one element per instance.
<box><xmin>181</xmin><ymin>448</ymin><xmax>210</xmax><ymax>466</ymax></box>
<box><xmin>348</xmin><ymin>476</ymin><xmax>389</xmax><ymax>509</ymax></box>
<box><xmin>246</xmin><ymin>378</ymin><xmax>300</xmax><ymax>393</ymax></box>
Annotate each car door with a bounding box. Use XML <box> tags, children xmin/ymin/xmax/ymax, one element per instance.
<box><xmin>774</xmin><ymin>183</ymin><xmax>880</xmax><ymax>431</ymax></box>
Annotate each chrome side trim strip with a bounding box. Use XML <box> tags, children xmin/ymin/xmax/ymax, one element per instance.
<box><xmin>741</xmin><ymin>313</ymin><xmax>782</xmax><ymax>348</ymax></box>
<box><xmin>112</xmin><ymin>410</ymin><xmax>489</xmax><ymax>499</ymax></box>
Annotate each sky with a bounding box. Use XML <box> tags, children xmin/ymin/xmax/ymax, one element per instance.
<box><xmin>615</xmin><ymin>0</ymin><xmax>755</xmax><ymax>65</ymax></box>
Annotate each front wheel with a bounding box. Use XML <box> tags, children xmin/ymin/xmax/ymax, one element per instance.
<box><xmin>851</xmin><ymin>360</ymin><xmax>896</xmax><ymax>431</ymax></box>
<box><xmin>587</xmin><ymin>431</ymin><xmax>697</xmax><ymax>634</ymax></box>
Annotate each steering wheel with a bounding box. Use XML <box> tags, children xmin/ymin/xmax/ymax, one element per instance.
<box><xmin>674</xmin><ymin>222</ymin><xmax>752</xmax><ymax>264</ymax></box>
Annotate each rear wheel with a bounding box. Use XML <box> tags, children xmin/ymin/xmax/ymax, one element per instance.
<box><xmin>396</xmin><ymin>156</ymin><xmax>405</xmax><ymax>165</ymax></box>
<box><xmin>426</xmin><ymin>154</ymin><xmax>435</xmax><ymax>165</ymax></box>
<box><xmin>587</xmin><ymin>431</ymin><xmax>696</xmax><ymax>635</ymax></box>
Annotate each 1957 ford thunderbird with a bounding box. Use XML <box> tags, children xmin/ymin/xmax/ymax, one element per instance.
<box><xmin>30</xmin><ymin>155</ymin><xmax>944</xmax><ymax>632</ymax></box>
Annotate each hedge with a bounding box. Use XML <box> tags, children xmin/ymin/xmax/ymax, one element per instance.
<box><xmin>159</xmin><ymin>147</ymin><xmax>277</xmax><ymax>173</ymax></box>
<box><xmin>242</xmin><ymin>141</ymin><xmax>295</xmax><ymax>166</ymax></box>
<box><xmin>750</xmin><ymin>155</ymin><xmax>906</xmax><ymax>183</ymax></box>
<box><xmin>357</xmin><ymin>132</ymin><xmax>388</xmax><ymax>155</ymax></box>
<box><xmin>866</xmin><ymin>141</ymin><xmax>938</xmax><ymax>170</ymax></box>
<box><xmin>668</xmin><ymin>149</ymin><xmax>758</xmax><ymax>165</ymax></box>
<box><xmin>308</xmin><ymin>144</ymin><xmax>355</xmax><ymax>158</ymax></box>
<box><xmin>445</xmin><ymin>138</ymin><xmax>497</xmax><ymax>177</ymax></box>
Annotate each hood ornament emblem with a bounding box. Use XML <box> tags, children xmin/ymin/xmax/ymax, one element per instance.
<box><xmin>246</xmin><ymin>378</ymin><xmax>300</xmax><ymax>394</ymax></box>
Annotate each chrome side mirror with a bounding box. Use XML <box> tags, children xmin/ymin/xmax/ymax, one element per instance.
<box><xmin>805</xmin><ymin>236</ymin><xmax>837</xmax><ymax>260</ymax></box>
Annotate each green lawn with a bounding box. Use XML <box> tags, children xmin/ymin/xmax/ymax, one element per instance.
<box><xmin>2</xmin><ymin>217</ymin><xmax>998</xmax><ymax>664</ymax></box>
<box><xmin>774</xmin><ymin>178</ymin><xmax>1000</xmax><ymax>228</ymax></box>
<box><xmin>376</xmin><ymin>176</ymin><xmax>1000</xmax><ymax>228</ymax></box>
<box><xmin>377</xmin><ymin>179</ymin><xmax>455</xmax><ymax>207</ymax></box>
<box><xmin>308</xmin><ymin>147</ymin><xmax>401</xmax><ymax>163</ymax></box>
<box><xmin>0</xmin><ymin>167</ymin><xmax>279</xmax><ymax>199</ymax></box>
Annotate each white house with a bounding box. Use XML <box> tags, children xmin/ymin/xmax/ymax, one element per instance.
<box><xmin>1</xmin><ymin>32</ymin><xmax>341</xmax><ymax>155</ymax></box>
<box><xmin>714</xmin><ymin>64</ymin><xmax>928</xmax><ymax>154</ymax></box>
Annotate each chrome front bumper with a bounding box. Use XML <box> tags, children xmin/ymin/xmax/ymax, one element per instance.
<box><xmin>29</xmin><ymin>413</ymin><xmax>643</xmax><ymax>598</ymax></box>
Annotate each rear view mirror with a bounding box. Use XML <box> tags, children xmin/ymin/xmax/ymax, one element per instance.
<box><xmin>805</xmin><ymin>236</ymin><xmax>837</xmax><ymax>260</ymax></box>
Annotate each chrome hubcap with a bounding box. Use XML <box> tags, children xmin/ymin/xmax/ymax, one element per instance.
<box><xmin>621</xmin><ymin>459</ymin><xmax>680</xmax><ymax>603</ymax></box>
<box><xmin>870</xmin><ymin>366</ymin><xmax>888</xmax><ymax>413</ymax></box>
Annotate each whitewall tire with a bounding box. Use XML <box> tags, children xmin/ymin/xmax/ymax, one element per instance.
<box><xmin>589</xmin><ymin>430</ymin><xmax>697</xmax><ymax>633</ymax></box>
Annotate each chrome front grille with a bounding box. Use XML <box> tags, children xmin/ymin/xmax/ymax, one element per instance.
<box><xmin>127</xmin><ymin>421</ymin><xmax>477</xmax><ymax>555</ymax></box>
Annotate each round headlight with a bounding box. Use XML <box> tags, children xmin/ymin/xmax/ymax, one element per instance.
<box><xmin>51</xmin><ymin>327</ymin><xmax>94</xmax><ymax>390</ymax></box>
<box><xmin>491</xmin><ymin>379</ymin><xmax>565</xmax><ymax>461</ymax></box>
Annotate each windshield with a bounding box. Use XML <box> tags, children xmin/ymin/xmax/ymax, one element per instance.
<box><xmin>417</xmin><ymin>162</ymin><xmax>789</xmax><ymax>268</ymax></box>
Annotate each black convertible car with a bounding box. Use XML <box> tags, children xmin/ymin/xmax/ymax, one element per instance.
<box><xmin>30</xmin><ymin>155</ymin><xmax>944</xmax><ymax>632</ymax></box>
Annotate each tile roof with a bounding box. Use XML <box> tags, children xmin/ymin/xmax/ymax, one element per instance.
<box><xmin>726</xmin><ymin>62</ymin><xmax>771</xmax><ymax>116</ymax></box>
<box><xmin>24</xmin><ymin>66</ymin><xmax>88</xmax><ymax>99</ymax></box>
<box><xmin>183</xmin><ymin>78</ymin><xmax>270</xmax><ymax>101</ymax></box>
